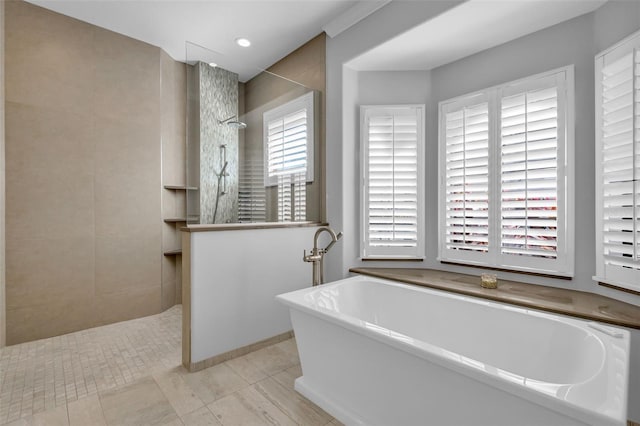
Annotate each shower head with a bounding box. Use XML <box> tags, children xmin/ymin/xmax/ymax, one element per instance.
<box><xmin>219</xmin><ymin>115</ymin><xmax>247</xmax><ymax>129</ymax></box>
<box><xmin>226</xmin><ymin>120</ymin><xmax>247</xmax><ymax>129</ymax></box>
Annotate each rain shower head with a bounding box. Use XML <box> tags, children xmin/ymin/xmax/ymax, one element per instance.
<box><xmin>219</xmin><ymin>115</ymin><xmax>247</xmax><ymax>129</ymax></box>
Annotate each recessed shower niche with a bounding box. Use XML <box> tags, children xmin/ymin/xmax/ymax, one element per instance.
<box><xmin>185</xmin><ymin>41</ymin><xmax>324</xmax><ymax>224</ymax></box>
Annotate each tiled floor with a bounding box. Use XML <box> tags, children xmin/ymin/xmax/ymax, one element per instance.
<box><xmin>0</xmin><ymin>306</ymin><xmax>342</xmax><ymax>426</ymax></box>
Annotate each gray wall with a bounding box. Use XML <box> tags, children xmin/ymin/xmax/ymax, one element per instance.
<box><xmin>425</xmin><ymin>13</ymin><xmax>596</xmax><ymax>293</ymax></box>
<box><xmin>324</xmin><ymin>1</ymin><xmax>465</xmax><ymax>282</ymax></box>
<box><xmin>326</xmin><ymin>0</ymin><xmax>640</xmax><ymax>308</ymax></box>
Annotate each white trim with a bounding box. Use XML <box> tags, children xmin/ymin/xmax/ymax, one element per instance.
<box><xmin>322</xmin><ymin>0</ymin><xmax>391</xmax><ymax>38</ymax></box>
<box><xmin>593</xmin><ymin>276</ymin><xmax>640</xmax><ymax>293</ymax></box>
<box><xmin>360</xmin><ymin>104</ymin><xmax>425</xmax><ymax>259</ymax></box>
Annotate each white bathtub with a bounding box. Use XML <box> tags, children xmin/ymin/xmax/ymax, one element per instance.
<box><xmin>277</xmin><ymin>275</ymin><xmax>630</xmax><ymax>426</ymax></box>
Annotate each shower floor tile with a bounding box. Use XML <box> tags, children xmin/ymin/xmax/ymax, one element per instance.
<box><xmin>0</xmin><ymin>306</ymin><xmax>340</xmax><ymax>426</ymax></box>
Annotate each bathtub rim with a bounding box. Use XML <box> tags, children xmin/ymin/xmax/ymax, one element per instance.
<box><xmin>277</xmin><ymin>275</ymin><xmax>630</xmax><ymax>426</ymax></box>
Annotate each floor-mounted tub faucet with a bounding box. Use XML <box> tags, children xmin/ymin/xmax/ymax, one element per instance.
<box><xmin>303</xmin><ymin>227</ymin><xmax>343</xmax><ymax>286</ymax></box>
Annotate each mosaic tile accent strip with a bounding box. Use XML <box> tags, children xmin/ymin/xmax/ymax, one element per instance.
<box><xmin>198</xmin><ymin>62</ymin><xmax>239</xmax><ymax>224</ymax></box>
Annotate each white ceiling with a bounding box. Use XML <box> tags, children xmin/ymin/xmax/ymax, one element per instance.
<box><xmin>25</xmin><ymin>0</ymin><xmax>363</xmax><ymax>81</ymax></box>
<box><xmin>347</xmin><ymin>0</ymin><xmax>608</xmax><ymax>71</ymax></box>
<box><xmin>25</xmin><ymin>0</ymin><xmax>610</xmax><ymax>81</ymax></box>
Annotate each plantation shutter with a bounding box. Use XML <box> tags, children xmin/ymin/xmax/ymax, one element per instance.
<box><xmin>595</xmin><ymin>33</ymin><xmax>640</xmax><ymax>291</ymax></box>
<box><xmin>361</xmin><ymin>105</ymin><xmax>424</xmax><ymax>259</ymax></box>
<box><xmin>266</xmin><ymin>108</ymin><xmax>308</xmax><ymax>183</ymax></box>
<box><xmin>238</xmin><ymin>158</ymin><xmax>266</xmax><ymax>222</ymax></box>
<box><xmin>602</xmin><ymin>52</ymin><xmax>636</xmax><ymax>268</ymax></box>
<box><xmin>500</xmin><ymin>84</ymin><xmax>559</xmax><ymax>259</ymax></box>
<box><xmin>439</xmin><ymin>67</ymin><xmax>573</xmax><ymax>276</ymax></box>
<box><xmin>263</xmin><ymin>92</ymin><xmax>314</xmax><ymax>222</ymax></box>
<box><xmin>444</xmin><ymin>102</ymin><xmax>490</xmax><ymax>253</ymax></box>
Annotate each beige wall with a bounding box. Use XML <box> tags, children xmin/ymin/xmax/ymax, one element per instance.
<box><xmin>5</xmin><ymin>1</ymin><xmax>185</xmax><ymax>344</ymax></box>
<box><xmin>1</xmin><ymin>0</ymin><xmax>6</xmax><ymax>348</ymax></box>
<box><xmin>244</xmin><ymin>33</ymin><xmax>326</xmax><ymax>222</ymax></box>
<box><xmin>161</xmin><ymin>51</ymin><xmax>186</xmax><ymax>309</ymax></box>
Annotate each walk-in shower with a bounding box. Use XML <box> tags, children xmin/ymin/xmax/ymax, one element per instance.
<box><xmin>185</xmin><ymin>41</ymin><xmax>322</xmax><ymax>225</ymax></box>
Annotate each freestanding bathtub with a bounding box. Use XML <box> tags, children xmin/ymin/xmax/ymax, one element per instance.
<box><xmin>277</xmin><ymin>275</ymin><xmax>630</xmax><ymax>426</ymax></box>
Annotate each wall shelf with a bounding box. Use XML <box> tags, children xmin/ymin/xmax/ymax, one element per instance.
<box><xmin>164</xmin><ymin>218</ymin><xmax>187</xmax><ymax>223</ymax></box>
<box><xmin>163</xmin><ymin>249</ymin><xmax>182</xmax><ymax>256</ymax></box>
<box><xmin>164</xmin><ymin>185</ymin><xmax>198</xmax><ymax>190</ymax></box>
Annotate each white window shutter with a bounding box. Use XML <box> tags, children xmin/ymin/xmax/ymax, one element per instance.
<box><xmin>595</xmin><ymin>33</ymin><xmax>640</xmax><ymax>291</ymax></box>
<box><xmin>239</xmin><ymin>158</ymin><xmax>266</xmax><ymax>222</ymax></box>
<box><xmin>263</xmin><ymin>91</ymin><xmax>314</xmax><ymax>222</ymax></box>
<box><xmin>500</xmin><ymin>86</ymin><xmax>559</xmax><ymax>259</ymax></box>
<box><xmin>444</xmin><ymin>102</ymin><xmax>490</xmax><ymax>253</ymax></box>
<box><xmin>602</xmin><ymin>52</ymin><xmax>635</xmax><ymax>268</ymax></box>
<box><xmin>439</xmin><ymin>67</ymin><xmax>573</xmax><ymax>276</ymax></box>
<box><xmin>361</xmin><ymin>105</ymin><xmax>425</xmax><ymax>259</ymax></box>
<box><xmin>267</xmin><ymin>109</ymin><xmax>308</xmax><ymax>180</ymax></box>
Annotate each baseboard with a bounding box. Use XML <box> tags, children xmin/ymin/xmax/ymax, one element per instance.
<box><xmin>186</xmin><ymin>330</ymin><xmax>294</xmax><ymax>372</ymax></box>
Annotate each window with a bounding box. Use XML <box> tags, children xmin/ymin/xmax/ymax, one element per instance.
<box><xmin>439</xmin><ymin>67</ymin><xmax>574</xmax><ymax>276</ymax></box>
<box><xmin>360</xmin><ymin>105</ymin><xmax>425</xmax><ymax>259</ymax></box>
<box><xmin>238</xmin><ymin>158</ymin><xmax>266</xmax><ymax>223</ymax></box>
<box><xmin>263</xmin><ymin>91</ymin><xmax>314</xmax><ymax>221</ymax></box>
<box><xmin>595</xmin><ymin>31</ymin><xmax>640</xmax><ymax>292</ymax></box>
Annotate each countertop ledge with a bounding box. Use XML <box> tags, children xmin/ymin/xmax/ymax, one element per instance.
<box><xmin>350</xmin><ymin>267</ymin><xmax>640</xmax><ymax>330</ymax></box>
<box><xmin>181</xmin><ymin>221</ymin><xmax>328</xmax><ymax>232</ymax></box>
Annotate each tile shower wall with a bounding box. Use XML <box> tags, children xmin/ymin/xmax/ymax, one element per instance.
<box><xmin>197</xmin><ymin>63</ymin><xmax>239</xmax><ymax>224</ymax></box>
<box><xmin>4</xmin><ymin>0</ymin><xmax>185</xmax><ymax>344</ymax></box>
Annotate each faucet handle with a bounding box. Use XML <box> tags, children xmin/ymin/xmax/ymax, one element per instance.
<box><xmin>303</xmin><ymin>249</ymin><xmax>322</xmax><ymax>263</ymax></box>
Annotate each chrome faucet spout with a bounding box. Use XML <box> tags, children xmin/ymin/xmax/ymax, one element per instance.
<box><xmin>323</xmin><ymin>231</ymin><xmax>343</xmax><ymax>253</ymax></box>
<box><xmin>314</xmin><ymin>227</ymin><xmax>341</xmax><ymax>253</ymax></box>
<box><xmin>304</xmin><ymin>227</ymin><xmax>342</xmax><ymax>286</ymax></box>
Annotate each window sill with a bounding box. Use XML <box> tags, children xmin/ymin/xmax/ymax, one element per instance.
<box><xmin>439</xmin><ymin>260</ymin><xmax>572</xmax><ymax>280</ymax></box>
<box><xmin>362</xmin><ymin>257</ymin><xmax>424</xmax><ymax>262</ymax></box>
<box><xmin>350</xmin><ymin>267</ymin><xmax>640</xmax><ymax>330</ymax></box>
<box><xmin>594</xmin><ymin>276</ymin><xmax>640</xmax><ymax>297</ymax></box>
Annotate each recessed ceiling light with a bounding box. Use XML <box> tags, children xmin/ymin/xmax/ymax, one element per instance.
<box><xmin>235</xmin><ymin>37</ymin><xmax>251</xmax><ymax>48</ymax></box>
<box><xmin>208</xmin><ymin>62</ymin><xmax>217</xmax><ymax>68</ymax></box>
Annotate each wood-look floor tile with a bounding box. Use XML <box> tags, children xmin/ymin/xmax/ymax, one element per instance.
<box><xmin>179</xmin><ymin>406</ymin><xmax>222</xmax><ymax>426</ymax></box>
<box><xmin>99</xmin><ymin>376</ymin><xmax>180</xmax><ymax>426</ymax></box>
<box><xmin>254</xmin><ymin>377</ymin><xmax>331</xmax><ymax>426</ymax></box>
<box><xmin>179</xmin><ymin>363</ymin><xmax>248</xmax><ymax>404</ymax></box>
<box><xmin>244</xmin><ymin>345</ymin><xmax>298</xmax><ymax>377</ymax></box>
<box><xmin>328</xmin><ymin>419</ymin><xmax>345</xmax><ymax>426</ymax></box>
<box><xmin>5</xmin><ymin>417</ymin><xmax>34</xmax><ymax>426</ymax></box>
<box><xmin>271</xmin><ymin>365</ymin><xmax>303</xmax><ymax>391</ymax></box>
<box><xmin>32</xmin><ymin>405</ymin><xmax>69</xmax><ymax>426</ymax></box>
<box><xmin>224</xmin><ymin>355</ymin><xmax>268</xmax><ymax>384</ymax></box>
<box><xmin>68</xmin><ymin>395</ymin><xmax>106</xmax><ymax>426</ymax></box>
<box><xmin>154</xmin><ymin>367</ymin><xmax>205</xmax><ymax>416</ymax></box>
<box><xmin>208</xmin><ymin>386</ymin><xmax>296</xmax><ymax>426</ymax></box>
<box><xmin>273</xmin><ymin>338</ymin><xmax>299</xmax><ymax>361</ymax></box>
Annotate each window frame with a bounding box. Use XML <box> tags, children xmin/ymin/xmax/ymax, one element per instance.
<box><xmin>437</xmin><ymin>66</ymin><xmax>575</xmax><ymax>277</ymax></box>
<box><xmin>594</xmin><ymin>30</ymin><xmax>640</xmax><ymax>292</ymax></box>
<box><xmin>263</xmin><ymin>91</ymin><xmax>315</xmax><ymax>187</ymax></box>
<box><xmin>360</xmin><ymin>104</ymin><xmax>426</xmax><ymax>260</ymax></box>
